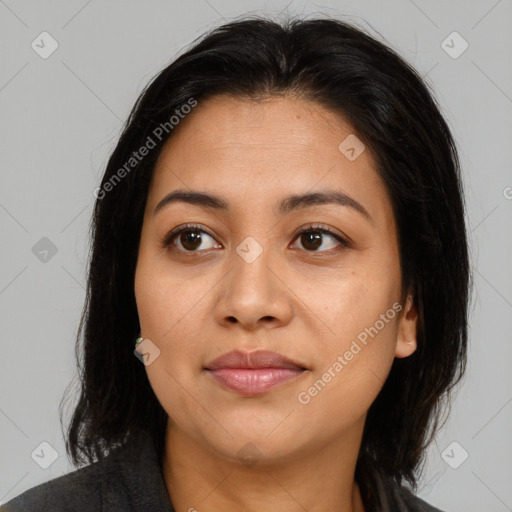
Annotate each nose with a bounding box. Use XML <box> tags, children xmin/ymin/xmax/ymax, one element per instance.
<box><xmin>213</xmin><ymin>244</ymin><xmax>294</xmax><ymax>332</ymax></box>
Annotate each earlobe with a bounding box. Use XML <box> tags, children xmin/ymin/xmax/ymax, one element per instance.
<box><xmin>395</xmin><ymin>294</ymin><xmax>418</xmax><ymax>358</ymax></box>
<box><xmin>395</xmin><ymin>339</ymin><xmax>417</xmax><ymax>358</ymax></box>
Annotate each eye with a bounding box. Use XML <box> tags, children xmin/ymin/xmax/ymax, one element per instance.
<box><xmin>161</xmin><ymin>223</ymin><xmax>350</xmax><ymax>254</ymax></box>
<box><xmin>290</xmin><ymin>224</ymin><xmax>349</xmax><ymax>253</ymax></box>
<box><xmin>161</xmin><ymin>224</ymin><xmax>220</xmax><ymax>253</ymax></box>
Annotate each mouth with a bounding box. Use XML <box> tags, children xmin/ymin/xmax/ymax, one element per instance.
<box><xmin>204</xmin><ymin>350</ymin><xmax>308</xmax><ymax>395</ymax></box>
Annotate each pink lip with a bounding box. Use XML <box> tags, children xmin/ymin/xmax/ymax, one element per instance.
<box><xmin>204</xmin><ymin>350</ymin><xmax>308</xmax><ymax>395</ymax></box>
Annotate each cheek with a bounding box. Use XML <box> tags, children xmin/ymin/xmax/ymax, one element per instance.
<box><xmin>296</xmin><ymin>292</ymin><xmax>400</xmax><ymax>430</ymax></box>
<box><xmin>135</xmin><ymin>260</ymin><xmax>212</xmax><ymax>435</ymax></box>
<box><xmin>135</xmin><ymin>254</ymin><xmax>226</xmax><ymax>392</ymax></box>
<box><xmin>135</xmin><ymin>253</ymin><xmax>205</xmax><ymax>343</ymax></box>
<box><xmin>317</xmin><ymin>264</ymin><xmax>400</xmax><ymax>349</ymax></box>
<box><xmin>301</xmin><ymin>255</ymin><xmax>401</xmax><ymax>404</ymax></box>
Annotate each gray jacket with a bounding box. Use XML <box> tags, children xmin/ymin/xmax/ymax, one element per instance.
<box><xmin>1</xmin><ymin>431</ymin><xmax>444</xmax><ymax>511</ymax></box>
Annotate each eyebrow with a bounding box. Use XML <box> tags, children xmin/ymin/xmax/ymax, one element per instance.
<box><xmin>153</xmin><ymin>189</ymin><xmax>373</xmax><ymax>222</ymax></box>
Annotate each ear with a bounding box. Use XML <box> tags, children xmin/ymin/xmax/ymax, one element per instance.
<box><xmin>395</xmin><ymin>294</ymin><xmax>418</xmax><ymax>358</ymax></box>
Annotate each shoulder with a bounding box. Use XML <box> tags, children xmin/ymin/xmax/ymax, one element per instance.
<box><xmin>399</xmin><ymin>487</ymin><xmax>446</xmax><ymax>512</ymax></box>
<box><xmin>1</xmin><ymin>430</ymin><xmax>172</xmax><ymax>512</ymax></box>
<box><xmin>366</xmin><ymin>465</ymin><xmax>447</xmax><ymax>512</ymax></box>
<box><xmin>1</xmin><ymin>445</ymin><xmax>127</xmax><ymax>511</ymax></box>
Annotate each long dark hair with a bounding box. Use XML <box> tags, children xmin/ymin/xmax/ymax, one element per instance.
<box><xmin>60</xmin><ymin>15</ymin><xmax>471</xmax><ymax>508</ymax></box>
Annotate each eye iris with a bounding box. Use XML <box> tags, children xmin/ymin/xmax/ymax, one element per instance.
<box><xmin>180</xmin><ymin>230</ymin><xmax>202</xmax><ymax>250</ymax></box>
<box><xmin>301</xmin><ymin>231</ymin><xmax>322</xmax><ymax>251</ymax></box>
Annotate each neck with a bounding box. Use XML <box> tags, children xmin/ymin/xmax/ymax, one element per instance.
<box><xmin>162</xmin><ymin>416</ymin><xmax>366</xmax><ymax>512</ymax></box>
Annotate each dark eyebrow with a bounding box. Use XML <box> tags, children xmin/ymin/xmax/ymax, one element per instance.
<box><xmin>154</xmin><ymin>189</ymin><xmax>372</xmax><ymax>222</ymax></box>
<box><xmin>154</xmin><ymin>190</ymin><xmax>229</xmax><ymax>215</ymax></box>
<box><xmin>278</xmin><ymin>190</ymin><xmax>372</xmax><ymax>221</ymax></box>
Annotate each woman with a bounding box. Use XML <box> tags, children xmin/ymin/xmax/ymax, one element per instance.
<box><xmin>3</xmin><ymin>15</ymin><xmax>470</xmax><ymax>512</ymax></box>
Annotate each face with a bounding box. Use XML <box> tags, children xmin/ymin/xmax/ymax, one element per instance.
<box><xmin>134</xmin><ymin>94</ymin><xmax>417</xmax><ymax>465</ymax></box>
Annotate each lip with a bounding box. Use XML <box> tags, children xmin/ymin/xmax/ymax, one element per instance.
<box><xmin>205</xmin><ymin>349</ymin><xmax>307</xmax><ymax>371</ymax></box>
<box><xmin>204</xmin><ymin>350</ymin><xmax>308</xmax><ymax>395</ymax></box>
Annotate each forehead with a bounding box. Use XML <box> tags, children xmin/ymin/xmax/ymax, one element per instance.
<box><xmin>148</xmin><ymin>94</ymin><xmax>390</xmax><ymax>223</ymax></box>
<box><xmin>154</xmin><ymin>94</ymin><xmax>361</xmax><ymax>168</ymax></box>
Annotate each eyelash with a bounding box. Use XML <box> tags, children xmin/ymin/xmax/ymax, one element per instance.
<box><xmin>160</xmin><ymin>223</ymin><xmax>350</xmax><ymax>255</ymax></box>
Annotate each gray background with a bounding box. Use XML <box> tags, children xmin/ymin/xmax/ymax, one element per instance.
<box><xmin>1</xmin><ymin>1</ymin><xmax>511</xmax><ymax>510</ymax></box>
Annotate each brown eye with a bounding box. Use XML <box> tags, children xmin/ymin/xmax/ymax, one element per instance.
<box><xmin>161</xmin><ymin>224</ymin><xmax>219</xmax><ymax>253</ymax></box>
<box><xmin>178</xmin><ymin>230</ymin><xmax>203</xmax><ymax>251</ymax></box>
<box><xmin>299</xmin><ymin>231</ymin><xmax>323</xmax><ymax>251</ymax></box>
<box><xmin>291</xmin><ymin>226</ymin><xmax>349</xmax><ymax>253</ymax></box>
